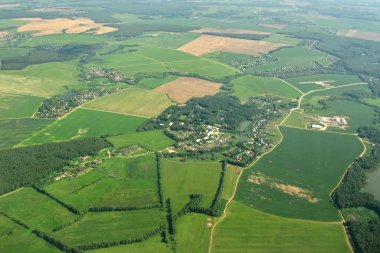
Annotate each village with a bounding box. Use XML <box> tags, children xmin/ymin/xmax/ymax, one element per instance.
<box><xmin>310</xmin><ymin>116</ymin><xmax>350</xmax><ymax>130</ymax></box>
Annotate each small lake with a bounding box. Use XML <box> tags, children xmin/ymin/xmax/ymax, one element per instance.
<box><xmin>364</xmin><ymin>168</ymin><xmax>380</xmax><ymax>201</ymax></box>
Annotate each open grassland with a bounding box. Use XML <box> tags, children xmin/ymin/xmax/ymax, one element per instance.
<box><xmin>17</xmin><ymin>17</ymin><xmax>117</xmax><ymax>36</ymax></box>
<box><xmin>0</xmin><ymin>62</ymin><xmax>78</xmax><ymax>97</ymax></box>
<box><xmin>0</xmin><ymin>188</ymin><xmax>78</xmax><ymax>231</ymax></box>
<box><xmin>262</xmin><ymin>34</ymin><xmax>302</xmax><ymax>46</ymax></box>
<box><xmin>54</xmin><ymin>209</ymin><xmax>164</xmax><ymax>246</ymax></box>
<box><xmin>155</xmin><ymin>77</ymin><xmax>222</xmax><ymax>104</ymax></box>
<box><xmin>237</xmin><ymin>126</ymin><xmax>363</xmax><ymax>221</ymax></box>
<box><xmin>252</xmin><ymin>47</ymin><xmax>332</xmax><ymax>72</ymax></box>
<box><xmin>161</xmin><ymin>159</ymin><xmax>221</xmax><ymax>213</ymax></box>
<box><xmin>22</xmin><ymin>33</ymin><xmax>114</xmax><ymax>46</ymax></box>
<box><xmin>88</xmin><ymin>235</ymin><xmax>171</xmax><ymax>253</ymax></box>
<box><xmin>231</xmin><ymin>75</ymin><xmax>301</xmax><ymax>102</ymax></box>
<box><xmin>107</xmin><ymin>130</ymin><xmax>175</xmax><ymax>151</ymax></box>
<box><xmin>191</xmin><ymin>28</ymin><xmax>271</xmax><ymax>35</ymax></box>
<box><xmin>178</xmin><ymin>35</ymin><xmax>283</xmax><ymax>56</ymax></box>
<box><xmin>0</xmin><ymin>215</ymin><xmax>62</xmax><ymax>253</ymax></box>
<box><xmin>83</xmin><ymin>87</ymin><xmax>174</xmax><ymax>117</ymax></box>
<box><xmin>24</xmin><ymin>108</ymin><xmax>146</xmax><ymax>145</ymax></box>
<box><xmin>212</xmin><ymin>201</ymin><xmax>351</xmax><ymax>253</ymax></box>
<box><xmin>0</xmin><ymin>118</ymin><xmax>53</xmax><ymax>149</ymax></box>
<box><xmin>364</xmin><ymin>167</ymin><xmax>380</xmax><ymax>201</ymax></box>
<box><xmin>337</xmin><ymin>29</ymin><xmax>380</xmax><ymax>43</ymax></box>
<box><xmin>176</xmin><ymin>213</ymin><xmax>211</xmax><ymax>253</ymax></box>
<box><xmin>137</xmin><ymin>75</ymin><xmax>178</xmax><ymax>89</ymax></box>
<box><xmin>285</xmin><ymin>74</ymin><xmax>364</xmax><ymax>93</ymax></box>
<box><xmin>0</xmin><ymin>94</ymin><xmax>42</xmax><ymax>119</ymax></box>
<box><xmin>126</xmin><ymin>32</ymin><xmax>200</xmax><ymax>49</ymax></box>
<box><xmin>305</xmin><ymin>100</ymin><xmax>378</xmax><ymax>133</ymax></box>
<box><xmin>282</xmin><ymin>111</ymin><xmax>315</xmax><ymax>129</ymax></box>
<box><xmin>221</xmin><ymin>165</ymin><xmax>242</xmax><ymax>200</ymax></box>
<box><xmin>86</xmin><ymin>45</ymin><xmax>237</xmax><ymax>78</ymax></box>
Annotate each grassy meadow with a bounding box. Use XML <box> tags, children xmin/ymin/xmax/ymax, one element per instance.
<box><xmin>24</xmin><ymin>108</ymin><xmax>147</xmax><ymax>145</ymax></box>
<box><xmin>0</xmin><ymin>94</ymin><xmax>42</xmax><ymax>119</ymax></box>
<box><xmin>137</xmin><ymin>75</ymin><xmax>178</xmax><ymax>89</ymax></box>
<box><xmin>231</xmin><ymin>75</ymin><xmax>301</xmax><ymax>102</ymax></box>
<box><xmin>83</xmin><ymin>87</ymin><xmax>174</xmax><ymax>117</ymax></box>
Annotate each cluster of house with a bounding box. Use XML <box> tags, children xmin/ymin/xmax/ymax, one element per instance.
<box><xmin>90</xmin><ymin>67</ymin><xmax>126</xmax><ymax>82</ymax></box>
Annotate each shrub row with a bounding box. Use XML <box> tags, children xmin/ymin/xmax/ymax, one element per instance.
<box><xmin>33</xmin><ymin>230</ymin><xmax>82</xmax><ymax>253</ymax></box>
<box><xmin>88</xmin><ymin>205</ymin><xmax>160</xmax><ymax>212</ymax></box>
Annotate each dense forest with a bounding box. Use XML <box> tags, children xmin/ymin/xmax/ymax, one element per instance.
<box><xmin>0</xmin><ymin>138</ymin><xmax>111</xmax><ymax>195</ymax></box>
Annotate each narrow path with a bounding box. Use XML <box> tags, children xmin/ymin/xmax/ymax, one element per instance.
<box><xmin>208</xmin><ymin>81</ymin><xmax>367</xmax><ymax>253</ymax></box>
<box><xmin>80</xmin><ymin>107</ymin><xmax>150</xmax><ymax>119</ymax></box>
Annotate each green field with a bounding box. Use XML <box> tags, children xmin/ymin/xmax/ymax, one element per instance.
<box><xmin>263</xmin><ymin>34</ymin><xmax>303</xmax><ymax>46</ymax></box>
<box><xmin>137</xmin><ymin>75</ymin><xmax>178</xmax><ymax>90</ymax></box>
<box><xmin>0</xmin><ymin>215</ymin><xmax>61</xmax><ymax>253</ymax></box>
<box><xmin>24</xmin><ymin>108</ymin><xmax>147</xmax><ymax>145</ymax></box>
<box><xmin>0</xmin><ymin>188</ymin><xmax>78</xmax><ymax>231</ymax></box>
<box><xmin>107</xmin><ymin>130</ymin><xmax>175</xmax><ymax>151</ymax></box>
<box><xmin>175</xmin><ymin>213</ymin><xmax>211</xmax><ymax>253</ymax></box>
<box><xmin>231</xmin><ymin>75</ymin><xmax>301</xmax><ymax>102</ymax></box>
<box><xmin>0</xmin><ymin>62</ymin><xmax>78</xmax><ymax>97</ymax></box>
<box><xmin>0</xmin><ymin>94</ymin><xmax>42</xmax><ymax>119</ymax></box>
<box><xmin>282</xmin><ymin>111</ymin><xmax>315</xmax><ymax>129</ymax></box>
<box><xmin>54</xmin><ymin>209</ymin><xmax>164</xmax><ymax>246</ymax></box>
<box><xmin>364</xmin><ymin>168</ymin><xmax>380</xmax><ymax>201</ymax></box>
<box><xmin>21</xmin><ymin>34</ymin><xmax>114</xmax><ymax>47</ymax></box>
<box><xmin>237</xmin><ymin>126</ymin><xmax>363</xmax><ymax>221</ymax></box>
<box><xmin>252</xmin><ymin>47</ymin><xmax>332</xmax><ymax>72</ymax></box>
<box><xmin>88</xmin><ymin>235</ymin><xmax>171</xmax><ymax>253</ymax></box>
<box><xmin>285</xmin><ymin>74</ymin><xmax>364</xmax><ymax>93</ymax></box>
<box><xmin>161</xmin><ymin>159</ymin><xmax>221</xmax><ymax>213</ymax></box>
<box><xmin>0</xmin><ymin>118</ymin><xmax>54</xmax><ymax>149</ymax></box>
<box><xmin>83</xmin><ymin>87</ymin><xmax>174</xmax><ymax>117</ymax></box>
<box><xmin>212</xmin><ymin>201</ymin><xmax>351</xmax><ymax>253</ymax></box>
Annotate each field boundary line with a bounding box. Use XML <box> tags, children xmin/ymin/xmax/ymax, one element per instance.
<box><xmin>80</xmin><ymin>107</ymin><xmax>151</xmax><ymax>119</ymax></box>
<box><xmin>276</xmin><ymin>77</ymin><xmax>305</xmax><ymax>95</ymax></box>
<box><xmin>0</xmin><ymin>188</ymin><xmax>23</xmax><ymax>198</ymax></box>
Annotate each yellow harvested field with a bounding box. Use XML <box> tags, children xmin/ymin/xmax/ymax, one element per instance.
<box><xmin>83</xmin><ymin>87</ymin><xmax>174</xmax><ymax>118</ymax></box>
<box><xmin>259</xmin><ymin>23</ymin><xmax>287</xmax><ymax>29</ymax></box>
<box><xmin>177</xmin><ymin>35</ymin><xmax>283</xmax><ymax>56</ymax></box>
<box><xmin>191</xmin><ymin>28</ymin><xmax>270</xmax><ymax>35</ymax></box>
<box><xmin>337</xmin><ymin>29</ymin><xmax>380</xmax><ymax>43</ymax></box>
<box><xmin>0</xmin><ymin>31</ymin><xmax>10</xmax><ymax>36</ymax></box>
<box><xmin>16</xmin><ymin>18</ymin><xmax>117</xmax><ymax>36</ymax></box>
<box><xmin>155</xmin><ymin>77</ymin><xmax>222</xmax><ymax>104</ymax></box>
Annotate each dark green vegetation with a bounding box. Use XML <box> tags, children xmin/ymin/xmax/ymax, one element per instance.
<box><xmin>0</xmin><ymin>138</ymin><xmax>110</xmax><ymax>195</ymax></box>
<box><xmin>1</xmin><ymin>0</ymin><xmax>380</xmax><ymax>252</ymax></box>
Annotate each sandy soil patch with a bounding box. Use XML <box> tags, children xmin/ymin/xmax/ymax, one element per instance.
<box><xmin>191</xmin><ymin>28</ymin><xmax>271</xmax><ymax>35</ymax></box>
<box><xmin>259</xmin><ymin>23</ymin><xmax>287</xmax><ymax>30</ymax></box>
<box><xmin>178</xmin><ymin>35</ymin><xmax>283</xmax><ymax>56</ymax></box>
<box><xmin>0</xmin><ymin>4</ymin><xmax>19</xmax><ymax>8</ymax></box>
<box><xmin>155</xmin><ymin>77</ymin><xmax>222</xmax><ymax>104</ymax></box>
<box><xmin>248</xmin><ymin>173</ymin><xmax>320</xmax><ymax>203</ymax></box>
<box><xmin>337</xmin><ymin>29</ymin><xmax>380</xmax><ymax>43</ymax></box>
<box><xmin>16</xmin><ymin>18</ymin><xmax>117</xmax><ymax>36</ymax></box>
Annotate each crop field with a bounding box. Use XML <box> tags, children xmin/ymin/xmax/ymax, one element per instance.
<box><xmin>155</xmin><ymin>77</ymin><xmax>222</xmax><ymax>104</ymax></box>
<box><xmin>252</xmin><ymin>47</ymin><xmax>332</xmax><ymax>72</ymax></box>
<box><xmin>161</xmin><ymin>159</ymin><xmax>222</xmax><ymax>213</ymax></box>
<box><xmin>107</xmin><ymin>130</ymin><xmax>175</xmax><ymax>151</ymax></box>
<box><xmin>0</xmin><ymin>62</ymin><xmax>78</xmax><ymax>97</ymax></box>
<box><xmin>285</xmin><ymin>74</ymin><xmax>364</xmax><ymax>93</ymax></box>
<box><xmin>177</xmin><ymin>35</ymin><xmax>283</xmax><ymax>56</ymax></box>
<box><xmin>305</xmin><ymin>100</ymin><xmax>378</xmax><ymax>133</ymax></box>
<box><xmin>0</xmin><ymin>215</ymin><xmax>61</xmax><ymax>253</ymax></box>
<box><xmin>337</xmin><ymin>29</ymin><xmax>380</xmax><ymax>43</ymax></box>
<box><xmin>137</xmin><ymin>75</ymin><xmax>178</xmax><ymax>90</ymax></box>
<box><xmin>22</xmin><ymin>33</ymin><xmax>114</xmax><ymax>46</ymax></box>
<box><xmin>191</xmin><ymin>28</ymin><xmax>271</xmax><ymax>35</ymax></box>
<box><xmin>24</xmin><ymin>108</ymin><xmax>147</xmax><ymax>145</ymax></box>
<box><xmin>237</xmin><ymin>126</ymin><xmax>363</xmax><ymax>221</ymax></box>
<box><xmin>16</xmin><ymin>17</ymin><xmax>117</xmax><ymax>36</ymax></box>
<box><xmin>126</xmin><ymin>32</ymin><xmax>200</xmax><ymax>49</ymax></box>
<box><xmin>0</xmin><ymin>188</ymin><xmax>78</xmax><ymax>231</ymax></box>
<box><xmin>0</xmin><ymin>118</ymin><xmax>53</xmax><ymax>149</ymax></box>
<box><xmin>175</xmin><ymin>213</ymin><xmax>211</xmax><ymax>253</ymax></box>
<box><xmin>89</xmin><ymin>235</ymin><xmax>171</xmax><ymax>253</ymax></box>
<box><xmin>212</xmin><ymin>201</ymin><xmax>351</xmax><ymax>253</ymax></box>
<box><xmin>86</xmin><ymin>45</ymin><xmax>237</xmax><ymax>78</ymax></box>
<box><xmin>0</xmin><ymin>94</ymin><xmax>42</xmax><ymax>119</ymax></box>
<box><xmin>262</xmin><ymin>34</ymin><xmax>302</xmax><ymax>46</ymax></box>
<box><xmin>231</xmin><ymin>75</ymin><xmax>301</xmax><ymax>102</ymax></box>
<box><xmin>54</xmin><ymin>209</ymin><xmax>164</xmax><ymax>246</ymax></box>
<box><xmin>83</xmin><ymin>87</ymin><xmax>174</xmax><ymax>117</ymax></box>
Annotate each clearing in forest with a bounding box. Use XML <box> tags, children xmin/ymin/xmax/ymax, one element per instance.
<box><xmin>259</xmin><ymin>23</ymin><xmax>286</xmax><ymax>29</ymax></box>
<box><xmin>16</xmin><ymin>18</ymin><xmax>117</xmax><ymax>36</ymax></box>
<box><xmin>177</xmin><ymin>35</ymin><xmax>283</xmax><ymax>56</ymax></box>
<box><xmin>337</xmin><ymin>29</ymin><xmax>380</xmax><ymax>43</ymax></box>
<box><xmin>155</xmin><ymin>77</ymin><xmax>222</xmax><ymax>104</ymax></box>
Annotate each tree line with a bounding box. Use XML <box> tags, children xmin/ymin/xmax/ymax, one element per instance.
<box><xmin>0</xmin><ymin>138</ymin><xmax>111</xmax><ymax>196</ymax></box>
